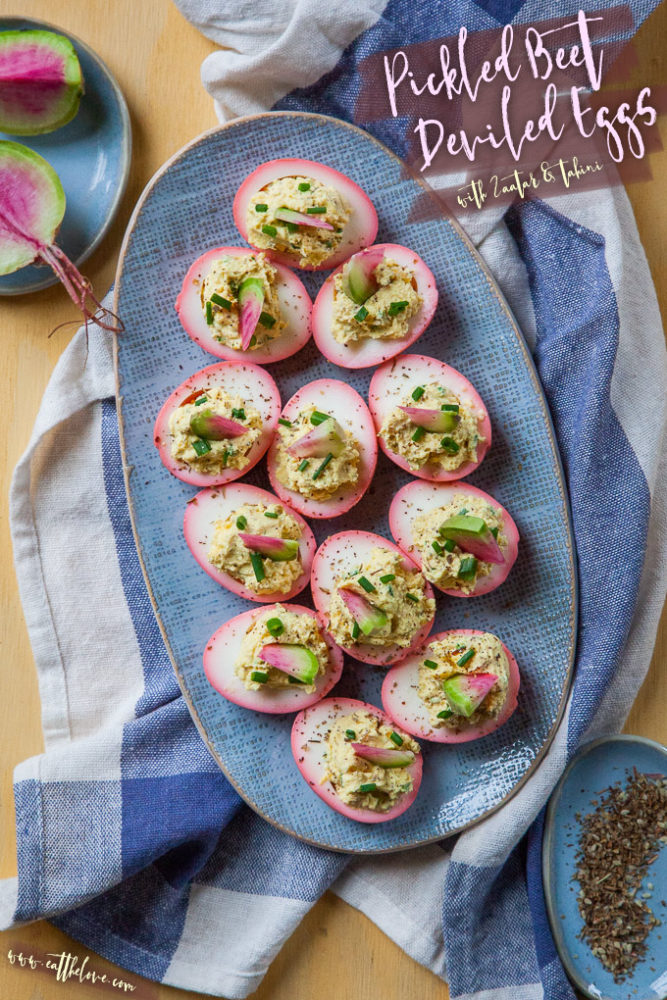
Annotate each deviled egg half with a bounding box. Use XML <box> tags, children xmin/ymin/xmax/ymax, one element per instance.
<box><xmin>311</xmin><ymin>531</ymin><xmax>436</xmax><ymax>666</ymax></box>
<box><xmin>312</xmin><ymin>245</ymin><xmax>438</xmax><ymax>369</ymax></box>
<box><xmin>154</xmin><ymin>361</ymin><xmax>280</xmax><ymax>487</ymax></box>
<box><xmin>389</xmin><ymin>481</ymin><xmax>519</xmax><ymax>597</ymax></box>
<box><xmin>204</xmin><ymin>604</ymin><xmax>343</xmax><ymax>713</ymax></box>
<box><xmin>266</xmin><ymin>378</ymin><xmax>377</xmax><ymax>519</ymax></box>
<box><xmin>291</xmin><ymin>697</ymin><xmax>423</xmax><ymax>822</ymax></box>
<box><xmin>382</xmin><ymin>629</ymin><xmax>520</xmax><ymax>743</ymax></box>
<box><xmin>233</xmin><ymin>158</ymin><xmax>378</xmax><ymax>271</ymax></box>
<box><xmin>176</xmin><ymin>247</ymin><xmax>312</xmax><ymax>363</ymax></box>
<box><xmin>184</xmin><ymin>483</ymin><xmax>315</xmax><ymax>603</ymax></box>
<box><xmin>368</xmin><ymin>354</ymin><xmax>491</xmax><ymax>480</ymax></box>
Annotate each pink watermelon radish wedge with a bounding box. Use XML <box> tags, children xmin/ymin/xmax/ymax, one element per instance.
<box><xmin>311</xmin><ymin>531</ymin><xmax>435</xmax><ymax>666</ymax></box>
<box><xmin>237</xmin><ymin>275</ymin><xmax>265</xmax><ymax>350</ymax></box>
<box><xmin>204</xmin><ymin>605</ymin><xmax>343</xmax><ymax>714</ymax></box>
<box><xmin>438</xmin><ymin>514</ymin><xmax>505</xmax><ymax>564</ymax></box>
<box><xmin>350</xmin><ymin>743</ymin><xmax>415</xmax><ymax>767</ymax></box>
<box><xmin>266</xmin><ymin>379</ymin><xmax>377</xmax><ymax>520</ymax></box>
<box><xmin>259</xmin><ymin>643</ymin><xmax>320</xmax><ymax>685</ymax></box>
<box><xmin>443</xmin><ymin>673</ymin><xmax>499</xmax><ymax>716</ymax></box>
<box><xmin>368</xmin><ymin>354</ymin><xmax>491</xmax><ymax>481</ymax></box>
<box><xmin>342</xmin><ymin>245</ymin><xmax>385</xmax><ymax>304</ymax></box>
<box><xmin>237</xmin><ymin>533</ymin><xmax>300</xmax><ymax>562</ymax></box>
<box><xmin>183</xmin><ymin>483</ymin><xmax>315</xmax><ymax>603</ymax></box>
<box><xmin>0</xmin><ymin>29</ymin><xmax>83</xmax><ymax>135</ymax></box>
<box><xmin>338</xmin><ymin>588</ymin><xmax>388</xmax><ymax>636</ymax></box>
<box><xmin>189</xmin><ymin>410</ymin><xmax>247</xmax><ymax>440</ymax></box>
<box><xmin>397</xmin><ymin>406</ymin><xmax>459</xmax><ymax>433</ymax></box>
<box><xmin>286</xmin><ymin>417</ymin><xmax>345</xmax><ymax>459</ymax></box>
<box><xmin>388</xmin><ymin>481</ymin><xmax>519</xmax><ymax>598</ymax></box>
<box><xmin>175</xmin><ymin>247</ymin><xmax>312</xmax><ymax>364</ymax></box>
<box><xmin>233</xmin><ymin>158</ymin><xmax>378</xmax><ymax>271</ymax></box>
<box><xmin>381</xmin><ymin>630</ymin><xmax>520</xmax><ymax>743</ymax></box>
<box><xmin>311</xmin><ymin>244</ymin><xmax>438</xmax><ymax>370</ymax></box>
<box><xmin>273</xmin><ymin>206</ymin><xmax>334</xmax><ymax>231</ymax></box>
<box><xmin>154</xmin><ymin>361</ymin><xmax>280</xmax><ymax>488</ymax></box>
<box><xmin>291</xmin><ymin>697</ymin><xmax>423</xmax><ymax>823</ymax></box>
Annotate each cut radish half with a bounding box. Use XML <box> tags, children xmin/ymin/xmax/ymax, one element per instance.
<box><xmin>204</xmin><ymin>605</ymin><xmax>343</xmax><ymax>714</ymax></box>
<box><xmin>368</xmin><ymin>354</ymin><xmax>491</xmax><ymax>481</ymax></box>
<box><xmin>388</xmin><ymin>481</ymin><xmax>519</xmax><ymax>597</ymax></box>
<box><xmin>0</xmin><ymin>29</ymin><xmax>83</xmax><ymax>135</ymax></box>
<box><xmin>311</xmin><ymin>531</ymin><xmax>435</xmax><ymax>665</ymax></box>
<box><xmin>311</xmin><ymin>245</ymin><xmax>438</xmax><ymax>369</ymax></box>
<box><xmin>183</xmin><ymin>483</ymin><xmax>315</xmax><ymax>602</ymax></box>
<box><xmin>175</xmin><ymin>247</ymin><xmax>312</xmax><ymax>364</ymax></box>
<box><xmin>154</xmin><ymin>361</ymin><xmax>280</xmax><ymax>488</ymax></box>
<box><xmin>291</xmin><ymin>697</ymin><xmax>423</xmax><ymax>822</ymax></box>
<box><xmin>233</xmin><ymin>158</ymin><xmax>378</xmax><ymax>271</ymax></box>
<box><xmin>266</xmin><ymin>379</ymin><xmax>377</xmax><ymax>519</ymax></box>
<box><xmin>381</xmin><ymin>630</ymin><xmax>520</xmax><ymax>743</ymax></box>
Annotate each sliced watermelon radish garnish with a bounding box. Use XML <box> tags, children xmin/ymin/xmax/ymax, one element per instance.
<box><xmin>204</xmin><ymin>605</ymin><xmax>343</xmax><ymax>714</ymax></box>
<box><xmin>443</xmin><ymin>673</ymin><xmax>499</xmax><ymax>717</ymax></box>
<box><xmin>267</xmin><ymin>379</ymin><xmax>377</xmax><ymax>520</ymax></box>
<box><xmin>259</xmin><ymin>643</ymin><xmax>320</xmax><ymax>684</ymax></box>
<box><xmin>291</xmin><ymin>698</ymin><xmax>422</xmax><ymax>823</ymax></box>
<box><xmin>398</xmin><ymin>406</ymin><xmax>460</xmax><ymax>434</ymax></box>
<box><xmin>311</xmin><ymin>531</ymin><xmax>435</xmax><ymax>666</ymax></box>
<box><xmin>286</xmin><ymin>417</ymin><xmax>345</xmax><ymax>460</ymax></box>
<box><xmin>389</xmin><ymin>480</ymin><xmax>519</xmax><ymax>598</ymax></box>
<box><xmin>154</xmin><ymin>361</ymin><xmax>280</xmax><ymax>488</ymax></box>
<box><xmin>237</xmin><ymin>275</ymin><xmax>264</xmax><ymax>350</ymax></box>
<box><xmin>341</xmin><ymin>246</ymin><xmax>386</xmax><ymax>304</ymax></box>
<box><xmin>184</xmin><ymin>483</ymin><xmax>315</xmax><ymax>603</ymax></box>
<box><xmin>233</xmin><ymin>158</ymin><xmax>378</xmax><ymax>271</ymax></box>
<box><xmin>274</xmin><ymin>206</ymin><xmax>334</xmax><ymax>231</ymax></box>
<box><xmin>351</xmin><ymin>743</ymin><xmax>415</xmax><ymax>768</ymax></box>
<box><xmin>368</xmin><ymin>354</ymin><xmax>491</xmax><ymax>481</ymax></box>
<box><xmin>338</xmin><ymin>588</ymin><xmax>388</xmax><ymax>636</ymax></box>
<box><xmin>0</xmin><ymin>29</ymin><xmax>83</xmax><ymax>135</ymax></box>
<box><xmin>239</xmin><ymin>533</ymin><xmax>299</xmax><ymax>562</ymax></box>
<box><xmin>311</xmin><ymin>244</ymin><xmax>438</xmax><ymax>370</ymax></box>
<box><xmin>439</xmin><ymin>514</ymin><xmax>505</xmax><ymax>565</ymax></box>
<box><xmin>189</xmin><ymin>409</ymin><xmax>247</xmax><ymax>440</ymax></box>
<box><xmin>381</xmin><ymin>630</ymin><xmax>520</xmax><ymax>744</ymax></box>
<box><xmin>175</xmin><ymin>246</ymin><xmax>312</xmax><ymax>364</ymax></box>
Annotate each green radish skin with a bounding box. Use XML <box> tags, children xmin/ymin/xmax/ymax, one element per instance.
<box><xmin>0</xmin><ymin>30</ymin><xmax>83</xmax><ymax>136</ymax></box>
<box><xmin>442</xmin><ymin>672</ymin><xmax>499</xmax><ymax>717</ymax></box>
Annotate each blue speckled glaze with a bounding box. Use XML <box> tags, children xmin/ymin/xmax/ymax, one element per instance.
<box><xmin>115</xmin><ymin>112</ymin><xmax>577</xmax><ymax>853</ymax></box>
<box><xmin>544</xmin><ymin>736</ymin><xmax>667</xmax><ymax>1000</ymax></box>
<box><xmin>0</xmin><ymin>17</ymin><xmax>131</xmax><ymax>296</ymax></box>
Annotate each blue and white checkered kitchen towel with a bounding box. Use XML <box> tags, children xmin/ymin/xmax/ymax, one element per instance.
<box><xmin>1</xmin><ymin>1</ymin><xmax>666</xmax><ymax>997</ymax></box>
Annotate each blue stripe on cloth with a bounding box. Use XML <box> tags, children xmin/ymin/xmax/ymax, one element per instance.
<box><xmin>13</xmin><ymin>780</ymin><xmax>43</xmax><ymax>921</ymax></box>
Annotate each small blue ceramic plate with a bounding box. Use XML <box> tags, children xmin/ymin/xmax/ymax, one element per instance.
<box><xmin>0</xmin><ymin>17</ymin><xmax>131</xmax><ymax>296</ymax></box>
<box><xmin>115</xmin><ymin>112</ymin><xmax>577</xmax><ymax>853</ymax></box>
<box><xmin>544</xmin><ymin>735</ymin><xmax>667</xmax><ymax>1000</ymax></box>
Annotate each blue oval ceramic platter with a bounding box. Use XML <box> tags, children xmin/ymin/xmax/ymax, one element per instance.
<box><xmin>115</xmin><ymin>112</ymin><xmax>577</xmax><ymax>853</ymax></box>
<box><xmin>0</xmin><ymin>17</ymin><xmax>131</xmax><ymax>296</ymax></box>
<box><xmin>544</xmin><ymin>736</ymin><xmax>667</xmax><ymax>1000</ymax></box>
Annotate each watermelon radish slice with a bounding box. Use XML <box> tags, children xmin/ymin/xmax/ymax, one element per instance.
<box><xmin>311</xmin><ymin>531</ymin><xmax>435</xmax><ymax>666</ymax></box>
<box><xmin>0</xmin><ymin>30</ymin><xmax>83</xmax><ymax>135</ymax></box>
<box><xmin>267</xmin><ymin>379</ymin><xmax>377</xmax><ymax>520</ymax></box>
<box><xmin>338</xmin><ymin>588</ymin><xmax>388</xmax><ymax>636</ymax></box>
<box><xmin>398</xmin><ymin>406</ymin><xmax>459</xmax><ymax>434</ymax></box>
<box><xmin>443</xmin><ymin>673</ymin><xmax>499</xmax><ymax>717</ymax></box>
<box><xmin>342</xmin><ymin>245</ymin><xmax>385</xmax><ymax>304</ymax></box>
<box><xmin>259</xmin><ymin>643</ymin><xmax>320</xmax><ymax>684</ymax></box>
<box><xmin>237</xmin><ymin>275</ymin><xmax>265</xmax><ymax>350</ymax></box>
<box><xmin>274</xmin><ymin>206</ymin><xmax>334</xmax><ymax>231</ymax></box>
<box><xmin>189</xmin><ymin>410</ymin><xmax>247</xmax><ymax>440</ymax></box>
<box><xmin>238</xmin><ymin>533</ymin><xmax>300</xmax><ymax>562</ymax></box>
<box><xmin>351</xmin><ymin>743</ymin><xmax>415</xmax><ymax>768</ymax></box>
<box><xmin>381</xmin><ymin>630</ymin><xmax>520</xmax><ymax>743</ymax></box>
<box><xmin>183</xmin><ymin>483</ymin><xmax>315</xmax><ymax>602</ymax></box>
<box><xmin>175</xmin><ymin>247</ymin><xmax>312</xmax><ymax>364</ymax></box>
<box><xmin>311</xmin><ymin>244</ymin><xmax>438</xmax><ymax>370</ymax></box>
<box><xmin>439</xmin><ymin>514</ymin><xmax>505</xmax><ymax>564</ymax></box>
<box><xmin>291</xmin><ymin>697</ymin><xmax>423</xmax><ymax>823</ymax></box>
<box><xmin>368</xmin><ymin>354</ymin><xmax>491</xmax><ymax>481</ymax></box>
<box><xmin>204</xmin><ymin>605</ymin><xmax>343</xmax><ymax>713</ymax></box>
<box><xmin>286</xmin><ymin>417</ymin><xmax>345</xmax><ymax>460</ymax></box>
<box><xmin>233</xmin><ymin>158</ymin><xmax>378</xmax><ymax>271</ymax></box>
<box><xmin>154</xmin><ymin>361</ymin><xmax>280</xmax><ymax>488</ymax></box>
<box><xmin>388</xmin><ymin>481</ymin><xmax>519</xmax><ymax>598</ymax></box>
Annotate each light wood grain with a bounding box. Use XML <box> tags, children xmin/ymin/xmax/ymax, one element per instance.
<box><xmin>0</xmin><ymin>2</ymin><xmax>665</xmax><ymax>999</ymax></box>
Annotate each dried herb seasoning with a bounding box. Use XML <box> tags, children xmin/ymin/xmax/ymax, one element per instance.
<box><xmin>573</xmin><ymin>767</ymin><xmax>667</xmax><ymax>982</ymax></box>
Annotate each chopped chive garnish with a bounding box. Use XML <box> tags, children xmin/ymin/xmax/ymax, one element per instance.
<box><xmin>390</xmin><ymin>731</ymin><xmax>404</xmax><ymax>747</ymax></box>
<box><xmin>457</xmin><ymin>648</ymin><xmax>476</xmax><ymax>667</ymax></box>
<box><xmin>388</xmin><ymin>300</ymin><xmax>409</xmax><ymax>316</ymax></box>
<box><xmin>236</xmin><ymin>516</ymin><xmax>247</xmax><ymax>530</ymax></box>
<box><xmin>307</xmin><ymin>205</ymin><xmax>327</xmax><ymax>214</ymax></box>
<box><xmin>406</xmin><ymin>593</ymin><xmax>419</xmax><ymax>603</ymax></box>
<box><xmin>345</xmin><ymin>729</ymin><xmax>356</xmax><ymax>740</ymax></box>
<box><xmin>358</xmin><ymin>576</ymin><xmax>375</xmax><ymax>593</ymax></box>
<box><xmin>443</xmin><ymin>539</ymin><xmax>455</xmax><ymax>552</ymax></box>
<box><xmin>312</xmin><ymin>452</ymin><xmax>334</xmax><ymax>479</ymax></box>
<box><xmin>194</xmin><ymin>395</ymin><xmax>208</xmax><ymax>406</ymax></box>
<box><xmin>205</xmin><ymin>301</ymin><xmax>213</xmax><ymax>325</ymax></box>
<box><xmin>278</xmin><ymin>417</ymin><xmax>292</xmax><ymax>427</ymax></box>
<box><xmin>412</xmin><ymin>426</ymin><xmax>426</xmax><ymax>442</ymax></box>
<box><xmin>261</xmin><ymin>224</ymin><xmax>277</xmax><ymax>237</ymax></box>
<box><xmin>458</xmin><ymin>556</ymin><xmax>478</xmax><ymax>580</ymax></box>
<box><xmin>250</xmin><ymin>670</ymin><xmax>269</xmax><ymax>683</ymax></box>
<box><xmin>264</xmin><ymin>511</ymin><xmax>279</xmax><ymax>519</ymax></box>
<box><xmin>359</xmin><ymin>783</ymin><xmax>377</xmax><ymax>793</ymax></box>
<box><xmin>432</xmin><ymin>539</ymin><xmax>443</xmax><ymax>555</ymax></box>
<box><xmin>211</xmin><ymin>293</ymin><xmax>231</xmax><ymax>309</ymax></box>
<box><xmin>231</xmin><ymin>407</ymin><xmax>246</xmax><ymax>420</ymax></box>
<box><xmin>459</xmin><ymin>508</ymin><xmax>468</xmax><ymax>515</ymax></box>
<box><xmin>288</xmin><ymin>676</ymin><xmax>305</xmax><ymax>684</ymax></box>
<box><xmin>259</xmin><ymin>311</ymin><xmax>276</xmax><ymax>329</ymax></box>
<box><xmin>249</xmin><ymin>335</ymin><xmax>257</xmax><ymax>347</ymax></box>
<box><xmin>310</xmin><ymin>410</ymin><xmax>330</xmax><ymax>426</ymax></box>
<box><xmin>441</xmin><ymin>403</ymin><xmax>459</xmax><ymax>412</ymax></box>
<box><xmin>380</xmin><ymin>573</ymin><xmax>395</xmax><ymax>584</ymax></box>
<box><xmin>222</xmin><ymin>449</ymin><xmax>231</xmax><ymax>467</ymax></box>
<box><xmin>440</xmin><ymin>436</ymin><xmax>460</xmax><ymax>453</ymax></box>
<box><xmin>354</xmin><ymin>306</ymin><xmax>369</xmax><ymax>322</ymax></box>
<box><xmin>298</xmin><ymin>459</ymin><xmax>310</xmax><ymax>472</ymax></box>
<box><xmin>352</xmin><ymin>622</ymin><xmax>361</xmax><ymax>639</ymax></box>
<box><xmin>192</xmin><ymin>438</ymin><xmax>211</xmax><ymax>456</ymax></box>
<box><xmin>254</xmin><ymin>203</ymin><xmax>268</xmax><ymax>212</ymax></box>
<box><xmin>298</xmin><ymin>182</ymin><xmax>311</xmax><ymax>191</ymax></box>
<box><xmin>437</xmin><ymin>709</ymin><xmax>454</xmax><ymax>719</ymax></box>
<box><xmin>411</xmin><ymin>385</ymin><xmax>425</xmax><ymax>401</ymax></box>
<box><xmin>491</xmin><ymin>526</ymin><xmax>499</xmax><ymax>539</ymax></box>
<box><xmin>266</xmin><ymin>617</ymin><xmax>284</xmax><ymax>637</ymax></box>
<box><xmin>250</xmin><ymin>552</ymin><xmax>265</xmax><ymax>582</ymax></box>
<box><xmin>424</xmin><ymin>659</ymin><xmax>438</xmax><ymax>669</ymax></box>
<box><xmin>284</xmin><ymin>221</ymin><xmax>299</xmax><ymax>233</ymax></box>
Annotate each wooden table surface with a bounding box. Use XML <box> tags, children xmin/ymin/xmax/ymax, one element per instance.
<box><xmin>0</xmin><ymin>3</ymin><xmax>665</xmax><ymax>998</ymax></box>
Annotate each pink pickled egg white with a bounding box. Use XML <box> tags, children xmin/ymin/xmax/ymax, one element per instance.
<box><xmin>204</xmin><ymin>604</ymin><xmax>343</xmax><ymax>714</ymax></box>
<box><xmin>183</xmin><ymin>482</ymin><xmax>316</xmax><ymax>603</ymax></box>
<box><xmin>311</xmin><ymin>244</ymin><xmax>439</xmax><ymax>370</ymax></box>
<box><xmin>153</xmin><ymin>361</ymin><xmax>281</xmax><ymax>488</ymax></box>
<box><xmin>388</xmin><ymin>480</ymin><xmax>519</xmax><ymax>598</ymax></box>
<box><xmin>310</xmin><ymin>530</ymin><xmax>435</xmax><ymax>666</ymax></box>
<box><xmin>233</xmin><ymin>158</ymin><xmax>378</xmax><ymax>271</ymax></box>
<box><xmin>368</xmin><ymin>353</ymin><xmax>492</xmax><ymax>480</ymax></box>
<box><xmin>291</xmin><ymin>696</ymin><xmax>423</xmax><ymax>822</ymax></box>
<box><xmin>175</xmin><ymin>246</ymin><xmax>313</xmax><ymax>364</ymax></box>
<box><xmin>266</xmin><ymin>378</ymin><xmax>377</xmax><ymax>519</ymax></box>
<box><xmin>381</xmin><ymin>629</ymin><xmax>521</xmax><ymax>744</ymax></box>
